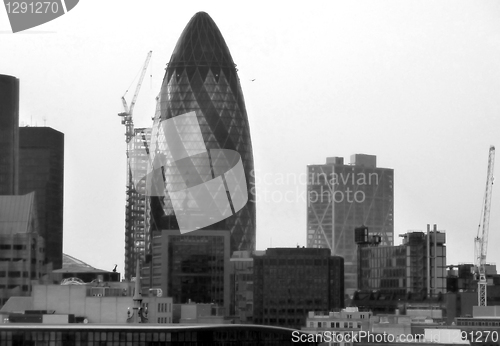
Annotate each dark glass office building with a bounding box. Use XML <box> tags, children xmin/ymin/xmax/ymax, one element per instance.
<box><xmin>253</xmin><ymin>248</ymin><xmax>344</xmax><ymax>329</ymax></box>
<box><xmin>0</xmin><ymin>74</ymin><xmax>19</xmax><ymax>196</ymax></box>
<box><xmin>143</xmin><ymin>230</ymin><xmax>230</xmax><ymax>311</ymax></box>
<box><xmin>150</xmin><ymin>11</ymin><xmax>255</xmax><ymax>253</ymax></box>
<box><xmin>19</xmin><ymin>127</ymin><xmax>64</xmax><ymax>269</ymax></box>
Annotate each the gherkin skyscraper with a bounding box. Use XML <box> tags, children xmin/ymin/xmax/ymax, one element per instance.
<box><xmin>150</xmin><ymin>12</ymin><xmax>256</xmax><ymax>253</ymax></box>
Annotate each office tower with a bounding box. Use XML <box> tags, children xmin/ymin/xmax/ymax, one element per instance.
<box><xmin>19</xmin><ymin>127</ymin><xmax>64</xmax><ymax>270</ymax></box>
<box><xmin>124</xmin><ymin>128</ymin><xmax>152</xmax><ymax>280</ymax></box>
<box><xmin>0</xmin><ymin>74</ymin><xmax>19</xmax><ymax>195</ymax></box>
<box><xmin>143</xmin><ymin>230</ymin><xmax>230</xmax><ymax>312</ymax></box>
<box><xmin>0</xmin><ymin>192</ymin><xmax>48</xmax><ymax>307</ymax></box>
<box><xmin>150</xmin><ymin>11</ymin><xmax>256</xmax><ymax>252</ymax></box>
<box><xmin>253</xmin><ymin>248</ymin><xmax>344</xmax><ymax>329</ymax></box>
<box><xmin>307</xmin><ymin>154</ymin><xmax>394</xmax><ymax>295</ymax></box>
<box><xmin>356</xmin><ymin>226</ymin><xmax>446</xmax><ymax>298</ymax></box>
<box><xmin>230</xmin><ymin>250</ymin><xmax>255</xmax><ymax>323</ymax></box>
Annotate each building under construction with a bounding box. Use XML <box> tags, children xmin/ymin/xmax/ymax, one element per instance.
<box><xmin>124</xmin><ymin>128</ymin><xmax>152</xmax><ymax>280</ymax></box>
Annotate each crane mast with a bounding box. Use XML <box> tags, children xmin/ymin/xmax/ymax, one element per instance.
<box><xmin>474</xmin><ymin>145</ymin><xmax>495</xmax><ymax>306</ymax></box>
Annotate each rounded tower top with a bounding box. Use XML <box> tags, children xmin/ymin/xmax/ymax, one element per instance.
<box><xmin>168</xmin><ymin>12</ymin><xmax>236</xmax><ymax>69</ymax></box>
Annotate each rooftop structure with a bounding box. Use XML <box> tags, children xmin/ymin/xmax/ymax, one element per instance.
<box><xmin>52</xmin><ymin>253</ymin><xmax>120</xmax><ymax>283</ymax></box>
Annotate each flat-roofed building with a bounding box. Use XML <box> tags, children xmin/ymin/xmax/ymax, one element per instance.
<box><xmin>19</xmin><ymin>127</ymin><xmax>64</xmax><ymax>270</ymax></box>
<box><xmin>307</xmin><ymin>155</ymin><xmax>394</xmax><ymax>295</ymax></box>
<box><xmin>253</xmin><ymin>248</ymin><xmax>344</xmax><ymax>329</ymax></box>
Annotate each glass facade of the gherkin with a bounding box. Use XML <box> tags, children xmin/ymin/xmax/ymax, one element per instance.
<box><xmin>151</xmin><ymin>12</ymin><xmax>255</xmax><ymax>253</ymax></box>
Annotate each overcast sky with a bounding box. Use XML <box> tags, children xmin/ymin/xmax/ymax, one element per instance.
<box><xmin>1</xmin><ymin>1</ymin><xmax>499</xmax><ymax>275</ymax></box>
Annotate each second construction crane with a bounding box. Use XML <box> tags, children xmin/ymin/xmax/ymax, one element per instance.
<box><xmin>474</xmin><ymin>145</ymin><xmax>495</xmax><ymax>307</ymax></box>
<box><xmin>118</xmin><ymin>50</ymin><xmax>152</xmax><ymax>143</ymax></box>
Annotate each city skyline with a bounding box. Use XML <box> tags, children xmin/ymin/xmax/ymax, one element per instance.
<box><xmin>0</xmin><ymin>1</ymin><xmax>499</xmax><ymax>274</ymax></box>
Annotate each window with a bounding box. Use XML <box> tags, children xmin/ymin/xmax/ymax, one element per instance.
<box><xmin>8</xmin><ymin>271</ymin><xmax>20</xmax><ymax>278</ymax></box>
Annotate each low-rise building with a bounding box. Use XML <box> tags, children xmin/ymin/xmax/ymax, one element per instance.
<box><xmin>0</xmin><ymin>282</ymin><xmax>173</xmax><ymax>324</ymax></box>
<box><xmin>302</xmin><ymin>307</ymin><xmax>372</xmax><ymax>332</ymax></box>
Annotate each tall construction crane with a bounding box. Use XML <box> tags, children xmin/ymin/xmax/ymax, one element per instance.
<box><xmin>118</xmin><ymin>50</ymin><xmax>152</xmax><ymax>143</ymax></box>
<box><xmin>118</xmin><ymin>51</ymin><xmax>152</xmax><ymax>280</ymax></box>
<box><xmin>474</xmin><ymin>145</ymin><xmax>495</xmax><ymax>306</ymax></box>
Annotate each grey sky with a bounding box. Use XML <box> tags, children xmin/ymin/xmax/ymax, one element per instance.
<box><xmin>1</xmin><ymin>0</ymin><xmax>499</xmax><ymax>274</ymax></box>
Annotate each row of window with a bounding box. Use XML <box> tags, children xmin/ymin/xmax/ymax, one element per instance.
<box><xmin>157</xmin><ymin>302</ymin><xmax>171</xmax><ymax>313</ymax></box>
<box><xmin>256</xmin><ymin>259</ymin><xmax>331</xmax><ymax>266</ymax></box>
<box><xmin>0</xmin><ymin>271</ymin><xmax>39</xmax><ymax>278</ymax></box>
<box><xmin>0</xmin><ymin>245</ymin><xmax>26</xmax><ymax>250</ymax></box>
<box><xmin>0</xmin><ymin>284</ymin><xmax>29</xmax><ymax>290</ymax></box>
<box><xmin>310</xmin><ymin>321</ymin><xmax>361</xmax><ymax>329</ymax></box>
<box><xmin>0</xmin><ymin>329</ymin><xmax>302</xmax><ymax>343</ymax></box>
<box><xmin>0</xmin><ymin>245</ymin><xmax>44</xmax><ymax>253</ymax></box>
<box><xmin>157</xmin><ymin>317</ymin><xmax>171</xmax><ymax>323</ymax></box>
<box><xmin>254</xmin><ymin>318</ymin><xmax>303</xmax><ymax>326</ymax></box>
<box><xmin>262</xmin><ymin>300</ymin><xmax>327</xmax><ymax>307</ymax></box>
<box><xmin>0</xmin><ymin>259</ymin><xmax>43</xmax><ymax>265</ymax></box>
<box><xmin>457</xmin><ymin>320</ymin><xmax>500</xmax><ymax>327</ymax></box>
